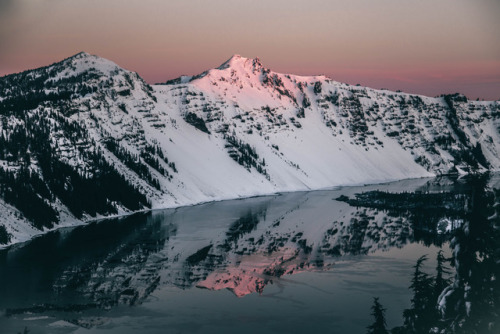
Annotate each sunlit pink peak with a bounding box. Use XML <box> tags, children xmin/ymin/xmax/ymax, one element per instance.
<box><xmin>218</xmin><ymin>54</ymin><xmax>264</xmax><ymax>72</ymax></box>
<box><xmin>215</xmin><ymin>54</ymin><xmax>330</xmax><ymax>84</ymax></box>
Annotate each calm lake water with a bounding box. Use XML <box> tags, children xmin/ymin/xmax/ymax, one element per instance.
<box><xmin>0</xmin><ymin>174</ymin><xmax>499</xmax><ymax>334</ymax></box>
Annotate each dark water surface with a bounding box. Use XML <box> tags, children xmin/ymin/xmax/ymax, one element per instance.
<box><xmin>0</xmin><ymin>174</ymin><xmax>498</xmax><ymax>334</ymax></box>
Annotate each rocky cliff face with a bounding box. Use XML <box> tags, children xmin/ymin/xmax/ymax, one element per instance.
<box><xmin>0</xmin><ymin>52</ymin><xmax>498</xmax><ymax>246</ymax></box>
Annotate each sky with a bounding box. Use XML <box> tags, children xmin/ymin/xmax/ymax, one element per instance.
<box><xmin>0</xmin><ymin>0</ymin><xmax>499</xmax><ymax>100</ymax></box>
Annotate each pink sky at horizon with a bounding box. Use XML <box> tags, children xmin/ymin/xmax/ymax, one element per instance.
<box><xmin>1</xmin><ymin>0</ymin><xmax>499</xmax><ymax>100</ymax></box>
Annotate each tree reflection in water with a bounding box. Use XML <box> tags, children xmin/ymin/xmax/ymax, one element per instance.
<box><xmin>367</xmin><ymin>175</ymin><xmax>499</xmax><ymax>334</ymax></box>
<box><xmin>0</xmin><ymin>174</ymin><xmax>498</xmax><ymax>333</ymax></box>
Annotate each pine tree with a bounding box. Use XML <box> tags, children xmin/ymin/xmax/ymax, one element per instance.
<box><xmin>403</xmin><ymin>255</ymin><xmax>436</xmax><ymax>333</ymax></box>
<box><xmin>434</xmin><ymin>250</ymin><xmax>451</xmax><ymax>300</ymax></box>
<box><xmin>367</xmin><ymin>297</ymin><xmax>389</xmax><ymax>334</ymax></box>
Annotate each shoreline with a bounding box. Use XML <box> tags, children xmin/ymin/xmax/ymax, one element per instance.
<box><xmin>1</xmin><ymin>172</ymin><xmax>492</xmax><ymax>251</ymax></box>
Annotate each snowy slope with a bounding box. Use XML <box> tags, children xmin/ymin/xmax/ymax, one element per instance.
<box><xmin>0</xmin><ymin>52</ymin><xmax>498</xmax><ymax>247</ymax></box>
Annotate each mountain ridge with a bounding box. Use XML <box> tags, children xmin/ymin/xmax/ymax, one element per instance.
<box><xmin>0</xmin><ymin>52</ymin><xmax>498</xmax><ymax>247</ymax></box>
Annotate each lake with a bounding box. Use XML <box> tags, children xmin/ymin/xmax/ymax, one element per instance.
<box><xmin>0</xmin><ymin>174</ymin><xmax>498</xmax><ymax>334</ymax></box>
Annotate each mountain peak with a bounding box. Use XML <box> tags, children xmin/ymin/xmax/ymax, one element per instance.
<box><xmin>60</xmin><ymin>51</ymin><xmax>122</xmax><ymax>75</ymax></box>
<box><xmin>217</xmin><ymin>54</ymin><xmax>264</xmax><ymax>72</ymax></box>
<box><xmin>18</xmin><ymin>51</ymin><xmax>142</xmax><ymax>88</ymax></box>
<box><xmin>64</xmin><ymin>51</ymin><xmax>97</xmax><ymax>63</ymax></box>
<box><xmin>163</xmin><ymin>55</ymin><xmax>265</xmax><ymax>85</ymax></box>
<box><xmin>72</xmin><ymin>51</ymin><xmax>92</xmax><ymax>58</ymax></box>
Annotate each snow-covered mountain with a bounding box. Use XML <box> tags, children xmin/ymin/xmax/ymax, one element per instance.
<box><xmin>0</xmin><ymin>52</ymin><xmax>499</xmax><ymax>247</ymax></box>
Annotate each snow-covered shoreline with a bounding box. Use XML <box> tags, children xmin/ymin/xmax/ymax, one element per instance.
<box><xmin>1</xmin><ymin>174</ymin><xmax>439</xmax><ymax>250</ymax></box>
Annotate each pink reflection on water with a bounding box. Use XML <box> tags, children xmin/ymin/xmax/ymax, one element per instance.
<box><xmin>197</xmin><ymin>248</ymin><xmax>332</xmax><ymax>297</ymax></box>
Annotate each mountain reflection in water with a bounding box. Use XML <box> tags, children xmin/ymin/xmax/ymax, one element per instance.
<box><xmin>0</xmin><ymin>174</ymin><xmax>498</xmax><ymax>333</ymax></box>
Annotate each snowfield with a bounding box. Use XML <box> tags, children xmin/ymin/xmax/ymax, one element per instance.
<box><xmin>0</xmin><ymin>52</ymin><xmax>498</xmax><ymax>247</ymax></box>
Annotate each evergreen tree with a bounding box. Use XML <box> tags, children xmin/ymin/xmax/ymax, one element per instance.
<box><xmin>441</xmin><ymin>175</ymin><xmax>499</xmax><ymax>333</ymax></box>
<box><xmin>403</xmin><ymin>255</ymin><xmax>435</xmax><ymax>333</ymax></box>
<box><xmin>367</xmin><ymin>297</ymin><xmax>389</xmax><ymax>334</ymax></box>
<box><xmin>434</xmin><ymin>250</ymin><xmax>451</xmax><ymax>300</ymax></box>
